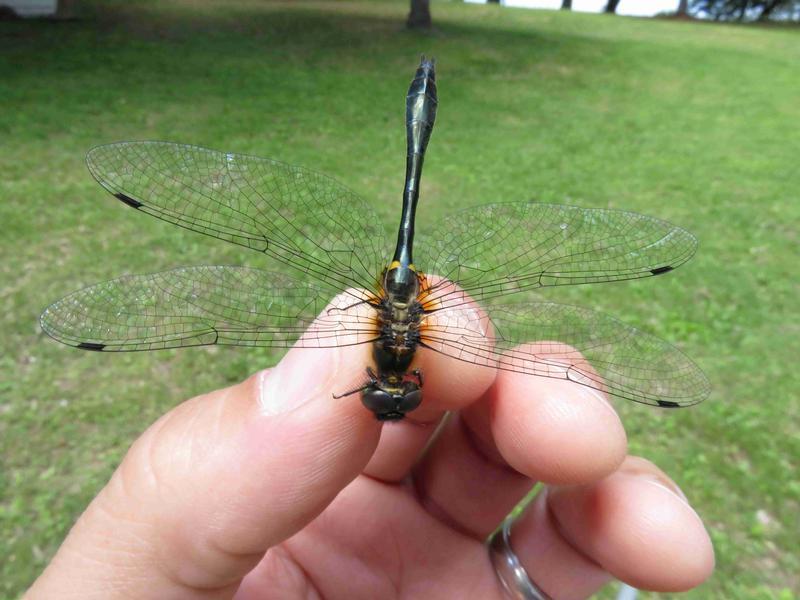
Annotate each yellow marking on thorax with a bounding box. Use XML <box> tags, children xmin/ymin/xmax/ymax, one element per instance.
<box><xmin>388</xmin><ymin>260</ymin><xmax>416</xmax><ymax>272</ymax></box>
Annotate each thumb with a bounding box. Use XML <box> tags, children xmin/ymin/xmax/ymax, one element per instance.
<box><xmin>27</xmin><ymin>340</ymin><xmax>381</xmax><ymax>598</ymax></box>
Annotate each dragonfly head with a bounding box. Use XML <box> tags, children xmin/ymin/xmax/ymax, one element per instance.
<box><xmin>362</xmin><ymin>380</ymin><xmax>422</xmax><ymax>421</ymax></box>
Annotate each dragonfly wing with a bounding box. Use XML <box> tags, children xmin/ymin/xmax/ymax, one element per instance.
<box><xmin>417</xmin><ymin>202</ymin><xmax>697</xmax><ymax>307</ymax></box>
<box><xmin>86</xmin><ymin>142</ymin><xmax>388</xmax><ymax>298</ymax></box>
<box><xmin>419</xmin><ymin>302</ymin><xmax>709</xmax><ymax>407</ymax></box>
<box><xmin>40</xmin><ymin>266</ymin><xmax>378</xmax><ymax>352</ymax></box>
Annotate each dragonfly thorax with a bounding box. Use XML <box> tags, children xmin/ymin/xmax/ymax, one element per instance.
<box><xmin>380</xmin><ymin>263</ymin><xmax>423</xmax><ymax>361</ymax></box>
<box><xmin>367</xmin><ymin>287</ymin><xmax>424</xmax><ymax>421</ymax></box>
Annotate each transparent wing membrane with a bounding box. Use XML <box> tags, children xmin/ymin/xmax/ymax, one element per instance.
<box><xmin>421</xmin><ymin>302</ymin><xmax>709</xmax><ymax>407</ymax></box>
<box><xmin>86</xmin><ymin>142</ymin><xmax>388</xmax><ymax>300</ymax></box>
<box><xmin>41</xmin><ymin>266</ymin><xmax>378</xmax><ymax>352</ymax></box>
<box><xmin>418</xmin><ymin>202</ymin><xmax>697</xmax><ymax>308</ymax></box>
<box><xmin>43</xmin><ymin>141</ymin><xmax>709</xmax><ymax>409</ymax></box>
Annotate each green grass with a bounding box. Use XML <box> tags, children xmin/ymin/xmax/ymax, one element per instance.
<box><xmin>1</xmin><ymin>1</ymin><xmax>798</xmax><ymax>597</ymax></box>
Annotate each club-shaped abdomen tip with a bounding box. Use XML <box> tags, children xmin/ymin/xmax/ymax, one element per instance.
<box><xmin>418</xmin><ymin>54</ymin><xmax>435</xmax><ymax>71</ymax></box>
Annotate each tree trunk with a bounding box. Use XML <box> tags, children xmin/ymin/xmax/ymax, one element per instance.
<box><xmin>56</xmin><ymin>0</ymin><xmax>77</xmax><ymax>19</ymax></box>
<box><xmin>676</xmin><ymin>0</ymin><xmax>689</xmax><ymax>16</ymax></box>
<box><xmin>758</xmin><ymin>0</ymin><xmax>784</xmax><ymax>20</ymax></box>
<box><xmin>561</xmin><ymin>0</ymin><xmax>572</xmax><ymax>9</ymax></box>
<box><xmin>604</xmin><ymin>0</ymin><xmax>621</xmax><ymax>14</ymax></box>
<box><xmin>407</xmin><ymin>0</ymin><xmax>431</xmax><ymax>29</ymax></box>
<box><xmin>737</xmin><ymin>1</ymin><xmax>747</xmax><ymax>20</ymax></box>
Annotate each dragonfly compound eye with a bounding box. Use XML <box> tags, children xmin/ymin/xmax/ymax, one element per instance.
<box><xmin>361</xmin><ymin>385</ymin><xmax>421</xmax><ymax>421</ymax></box>
<box><xmin>397</xmin><ymin>387</ymin><xmax>422</xmax><ymax>414</ymax></box>
<box><xmin>362</xmin><ymin>387</ymin><xmax>401</xmax><ymax>420</ymax></box>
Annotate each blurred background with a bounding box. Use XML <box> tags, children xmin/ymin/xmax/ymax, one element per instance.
<box><xmin>1</xmin><ymin>0</ymin><xmax>798</xmax><ymax>597</ymax></box>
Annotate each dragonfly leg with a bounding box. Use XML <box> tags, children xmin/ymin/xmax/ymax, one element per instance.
<box><xmin>332</xmin><ymin>384</ymin><xmax>367</xmax><ymax>399</ymax></box>
<box><xmin>331</xmin><ymin>297</ymin><xmax>382</xmax><ymax>314</ymax></box>
<box><xmin>411</xmin><ymin>368</ymin><xmax>424</xmax><ymax>386</ymax></box>
<box><xmin>333</xmin><ymin>367</ymin><xmax>378</xmax><ymax>399</ymax></box>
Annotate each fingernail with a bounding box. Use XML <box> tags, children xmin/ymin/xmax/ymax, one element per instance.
<box><xmin>620</xmin><ymin>457</ymin><xmax>690</xmax><ymax>505</ymax></box>
<box><xmin>258</xmin><ymin>348</ymin><xmax>339</xmax><ymax>416</ymax></box>
<box><xmin>567</xmin><ymin>368</ymin><xmax>618</xmax><ymax>419</ymax></box>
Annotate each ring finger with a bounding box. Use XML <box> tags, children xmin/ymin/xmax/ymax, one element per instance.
<box><xmin>500</xmin><ymin>456</ymin><xmax>714</xmax><ymax>598</ymax></box>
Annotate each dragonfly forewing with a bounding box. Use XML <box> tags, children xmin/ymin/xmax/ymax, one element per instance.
<box><xmin>417</xmin><ymin>202</ymin><xmax>697</xmax><ymax>308</ymax></box>
<box><xmin>86</xmin><ymin>142</ymin><xmax>389</xmax><ymax>301</ymax></box>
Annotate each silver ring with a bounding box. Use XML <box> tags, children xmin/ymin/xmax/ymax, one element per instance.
<box><xmin>488</xmin><ymin>516</ymin><xmax>553</xmax><ymax>600</ymax></box>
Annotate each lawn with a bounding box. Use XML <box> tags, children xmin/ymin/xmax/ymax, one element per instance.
<box><xmin>1</xmin><ymin>1</ymin><xmax>798</xmax><ymax>597</ymax></box>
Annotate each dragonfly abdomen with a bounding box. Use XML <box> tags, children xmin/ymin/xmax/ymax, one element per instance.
<box><xmin>393</xmin><ymin>57</ymin><xmax>438</xmax><ymax>269</ymax></box>
<box><xmin>406</xmin><ymin>57</ymin><xmax>437</xmax><ymax>158</ymax></box>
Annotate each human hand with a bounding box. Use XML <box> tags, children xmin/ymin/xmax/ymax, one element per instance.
<box><xmin>27</xmin><ymin>295</ymin><xmax>714</xmax><ymax>599</ymax></box>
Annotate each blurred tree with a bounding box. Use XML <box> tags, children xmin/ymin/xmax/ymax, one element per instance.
<box><xmin>561</xmin><ymin>0</ymin><xmax>573</xmax><ymax>9</ymax></box>
<box><xmin>691</xmin><ymin>0</ymin><xmax>799</xmax><ymax>20</ymax></box>
<box><xmin>677</xmin><ymin>0</ymin><xmax>690</xmax><ymax>15</ymax></box>
<box><xmin>605</xmin><ymin>0</ymin><xmax>621</xmax><ymax>13</ymax></box>
<box><xmin>756</xmin><ymin>0</ymin><xmax>795</xmax><ymax>18</ymax></box>
<box><xmin>407</xmin><ymin>0</ymin><xmax>431</xmax><ymax>29</ymax></box>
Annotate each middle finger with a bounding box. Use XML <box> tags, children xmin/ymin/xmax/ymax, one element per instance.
<box><xmin>413</xmin><ymin>345</ymin><xmax>628</xmax><ymax>539</ymax></box>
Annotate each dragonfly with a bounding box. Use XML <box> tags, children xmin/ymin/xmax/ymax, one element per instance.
<box><xmin>40</xmin><ymin>57</ymin><xmax>709</xmax><ymax>421</ymax></box>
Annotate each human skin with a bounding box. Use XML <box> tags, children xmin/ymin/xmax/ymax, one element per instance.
<box><xmin>27</xmin><ymin>293</ymin><xmax>714</xmax><ymax>599</ymax></box>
